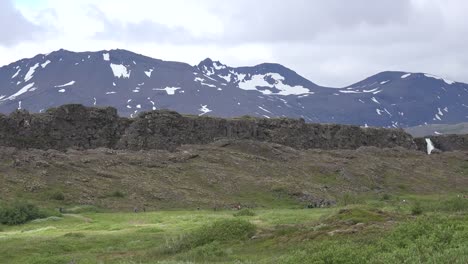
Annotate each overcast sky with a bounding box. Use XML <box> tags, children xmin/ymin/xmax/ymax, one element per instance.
<box><xmin>1</xmin><ymin>0</ymin><xmax>467</xmax><ymax>87</ymax></box>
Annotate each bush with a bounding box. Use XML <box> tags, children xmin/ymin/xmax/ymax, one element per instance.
<box><xmin>233</xmin><ymin>209</ymin><xmax>256</xmax><ymax>217</ymax></box>
<box><xmin>339</xmin><ymin>193</ymin><xmax>365</xmax><ymax>206</ymax></box>
<box><xmin>109</xmin><ymin>190</ymin><xmax>125</xmax><ymax>198</ymax></box>
<box><xmin>380</xmin><ymin>193</ymin><xmax>392</xmax><ymax>201</ymax></box>
<box><xmin>0</xmin><ymin>202</ymin><xmax>46</xmax><ymax>225</ymax></box>
<box><xmin>50</xmin><ymin>191</ymin><xmax>65</xmax><ymax>201</ymax></box>
<box><xmin>166</xmin><ymin>218</ymin><xmax>256</xmax><ymax>253</ymax></box>
<box><xmin>438</xmin><ymin>197</ymin><xmax>468</xmax><ymax>213</ymax></box>
<box><xmin>411</xmin><ymin>201</ymin><xmax>423</xmax><ymax>215</ymax></box>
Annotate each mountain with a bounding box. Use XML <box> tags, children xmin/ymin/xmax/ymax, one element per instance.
<box><xmin>1</xmin><ymin>49</ymin><xmax>467</xmax><ymax>128</ymax></box>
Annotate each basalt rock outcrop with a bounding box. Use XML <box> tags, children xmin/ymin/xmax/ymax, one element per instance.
<box><xmin>0</xmin><ymin>104</ymin><xmax>418</xmax><ymax>151</ymax></box>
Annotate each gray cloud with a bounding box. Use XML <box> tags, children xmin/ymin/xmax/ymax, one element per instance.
<box><xmin>2</xmin><ymin>0</ymin><xmax>468</xmax><ymax>87</ymax></box>
<box><xmin>89</xmin><ymin>6</ymin><xmax>195</xmax><ymax>44</ymax></box>
<box><xmin>200</xmin><ymin>0</ymin><xmax>468</xmax><ymax>86</ymax></box>
<box><xmin>0</xmin><ymin>0</ymin><xmax>44</xmax><ymax>46</ymax></box>
<box><xmin>208</xmin><ymin>0</ymin><xmax>412</xmax><ymax>43</ymax></box>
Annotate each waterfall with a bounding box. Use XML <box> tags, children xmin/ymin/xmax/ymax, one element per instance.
<box><xmin>425</xmin><ymin>138</ymin><xmax>435</xmax><ymax>155</ymax></box>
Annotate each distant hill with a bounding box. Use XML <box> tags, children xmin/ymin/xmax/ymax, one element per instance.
<box><xmin>405</xmin><ymin>122</ymin><xmax>468</xmax><ymax>137</ymax></box>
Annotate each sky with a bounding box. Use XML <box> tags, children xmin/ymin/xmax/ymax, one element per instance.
<box><xmin>1</xmin><ymin>0</ymin><xmax>467</xmax><ymax>87</ymax></box>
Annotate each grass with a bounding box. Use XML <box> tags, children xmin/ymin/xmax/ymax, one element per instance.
<box><xmin>0</xmin><ymin>144</ymin><xmax>467</xmax><ymax>263</ymax></box>
<box><xmin>0</xmin><ymin>195</ymin><xmax>466</xmax><ymax>263</ymax></box>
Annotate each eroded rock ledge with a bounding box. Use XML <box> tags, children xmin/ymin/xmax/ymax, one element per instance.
<box><xmin>0</xmin><ymin>104</ymin><xmax>425</xmax><ymax>151</ymax></box>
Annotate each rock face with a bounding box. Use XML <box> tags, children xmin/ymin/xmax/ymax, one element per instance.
<box><xmin>0</xmin><ymin>104</ymin><xmax>417</xmax><ymax>151</ymax></box>
<box><xmin>414</xmin><ymin>134</ymin><xmax>468</xmax><ymax>152</ymax></box>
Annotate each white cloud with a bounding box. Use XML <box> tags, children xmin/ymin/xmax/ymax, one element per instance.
<box><xmin>1</xmin><ymin>0</ymin><xmax>468</xmax><ymax>87</ymax></box>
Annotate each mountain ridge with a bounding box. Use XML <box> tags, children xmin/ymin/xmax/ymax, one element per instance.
<box><xmin>1</xmin><ymin>48</ymin><xmax>467</xmax><ymax>128</ymax></box>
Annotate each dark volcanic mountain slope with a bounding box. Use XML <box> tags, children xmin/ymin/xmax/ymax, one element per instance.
<box><xmin>1</xmin><ymin>49</ymin><xmax>467</xmax><ymax>128</ymax></box>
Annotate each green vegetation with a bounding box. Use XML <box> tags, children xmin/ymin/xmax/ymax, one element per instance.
<box><xmin>164</xmin><ymin>218</ymin><xmax>256</xmax><ymax>254</ymax></box>
<box><xmin>108</xmin><ymin>190</ymin><xmax>126</xmax><ymax>198</ymax></box>
<box><xmin>0</xmin><ymin>195</ymin><xmax>466</xmax><ymax>263</ymax></box>
<box><xmin>0</xmin><ymin>202</ymin><xmax>47</xmax><ymax>225</ymax></box>
<box><xmin>49</xmin><ymin>191</ymin><xmax>65</xmax><ymax>201</ymax></box>
<box><xmin>0</xmin><ymin>142</ymin><xmax>467</xmax><ymax>262</ymax></box>
<box><xmin>410</xmin><ymin>201</ymin><xmax>423</xmax><ymax>215</ymax></box>
<box><xmin>233</xmin><ymin>208</ymin><xmax>256</xmax><ymax>217</ymax></box>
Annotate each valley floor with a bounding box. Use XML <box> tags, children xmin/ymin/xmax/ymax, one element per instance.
<box><xmin>1</xmin><ymin>140</ymin><xmax>467</xmax><ymax>263</ymax></box>
<box><xmin>0</xmin><ymin>195</ymin><xmax>467</xmax><ymax>264</ymax></box>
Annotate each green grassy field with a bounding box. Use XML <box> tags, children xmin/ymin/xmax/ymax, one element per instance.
<box><xmin>1</xmin><ymin>143</ymin><xmax>467</xmax><ymax>263</ymax></box>
<box><xmin>1</xmin><ymin>195</ymin><xmax>467</xmax><ymax>264</ymax></box>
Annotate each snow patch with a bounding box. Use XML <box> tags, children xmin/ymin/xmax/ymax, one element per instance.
<box><xmin>371</xmin><ymin>97</ymin><xmax>380</xmax><ymax>104</ymax></box>
<box><xmin>41</xmin><ymin>60</ymin><xmax>51</xmax><ymax>68</ymax></box>
<box><xmin>437</xmin><ymin>108</ymin><xmax>443</xmax><ymax>116</ymax></box>
<box><xmin>145</xmin><ymin>69</ymin><xmax>154</xmax><ymax>78</ymax></box>
<box><xmin>54</xmin><ymin>81</ymin><xmax>75</xmax><ymax>87</ymax></box>
<box><xmin>424</xmin><ymin>73</ymin><xmax>455</xmax><ymax>85</ymax></box>
<box><xmin>213</xmin><ymin>61</ymin><xmax>226</xmax><ymax>70</ymax></box>
<box><xmin>363</xmin><ymin>88</ymin><xmax>379</xmax><ymax>93</ymax></box>
<box><xmin>401</xmin><ymin>73</ymin><xmax>411</xmax><ymax>79</ymax></box>
<box><xmin>110</xmin><ymin>64</ymin><xmax>131</xmax><ymax>78</ymax></box>
<box><xmin>198</xmin><ymin>105</ymin><xmax>212</xmax><ymax>116</ymax></box>
<box><xmin>106</xmin><ymin>91</ymin><xmax>116</xmax><ymax>95</ymax></box>
<box><xmin>201</xmin><ymin>83</ymin><xmax>216</xmax><ymax>88</ymax></box>
<box><xmin>238</xmin><ymin>73</ymin><xmax>309</xmax><ymax>95</ymax></box>
<box><xmin>339</xmin><ymin>90</ymin><xmax>362</xmax><ymax>94</ymax></box>
<box><xmin>154</xmin><ymin>87</ymin><xmax>180</xmax><ymax>95</ymax></box>
<box><xmin>103</xmin><ymin>53</ymin><xmax>110</xmax><ymax>61</ymax></box>
<box><xmin>2</xmin><ymin>83</ymin><xmax>35</xmax><ymax>100</ymax></box>
<box><xmin>11</xmin><ymin>68</ymin><xmax>21</xmax><ymax>79</ymax></box>
<box><xmin>24</xmin><ymin>63</ymin><xmax>39</xmax><ymax>82</ymax></box>
<box><xmin>380</xmin><ymin>80</ymin><xmax>389</xmax><ymax>85</ymax></box>
<box><xmin>219</xmin><ymin>74</ymin><xmax>231</xmax><ymax>82</ymax></box>
<box><xmin>258</xmin><ymin>106</ymin><xmax>272</xmax><ymax>114</ymax></box>
<box><xmin>58</xmin><ymin>89</ymin><xmax>66</xmax><ymax>93</ymax></box>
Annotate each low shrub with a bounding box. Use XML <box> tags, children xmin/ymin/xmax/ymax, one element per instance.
<box><xmin>165</xmin><ymin>218</ymin><xmax>256</xmax><ymax>253</ymax></box>
<box><xmin>109</xmin><ymin>190</ymin><xmax>125</xmax><ymax>198</ymax></box>
<box><xmin>411</xmin><ymin>201</ymin><xmax>423</xmax><ymax>215</ymax></box>
<box><xmin>50</xmin><ymin>191</ymin><xmax>65</xmax><ymax>201</ymax></box>
<box><xmin>438</xmin><ymin>197</ymin><xmax>468</xmax><ymax>213</ymax></box>
<box><xmin>339</xmin><ymin>193</ymin><xmax>366</xmax><ymax>206</ymax></box>
<box><xmin>63</xmin><ymin>232</ymin><xmax>85</xmax><ymax>238</ymax></box>
<box><xmin>233</xmin><ymin>209</ymin><xmax>256</xmax><ymax>217</ymax></box>
<box><xmin>0</xmin><ymin>202</ymin><xmax>46</xmax><ymax>225</ymax></box>
<box><xmin>380</xmin><ymin>193</ymin><xmax>392</xmax><ymax>201</ymax></box>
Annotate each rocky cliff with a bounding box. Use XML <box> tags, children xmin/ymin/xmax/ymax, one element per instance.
<box><xmin>0</xmin><ymin>104</ymin><xmax>418</xmax><ymax>151</ymax></box>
